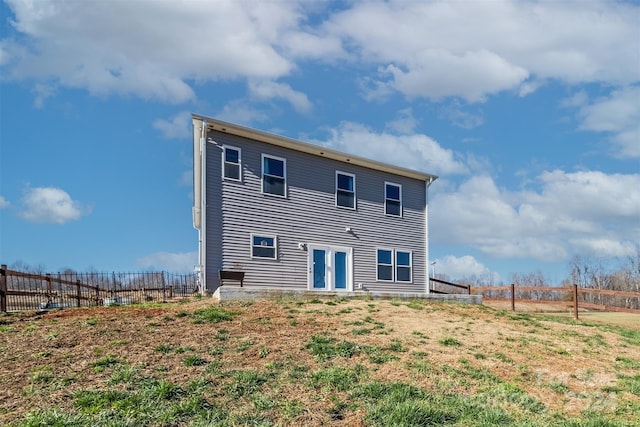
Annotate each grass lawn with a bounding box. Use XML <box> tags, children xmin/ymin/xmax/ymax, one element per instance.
<box><xmin>1</xmin><ymin>296</ymin><xmax>639</xmax><ymax>426</ymax></box>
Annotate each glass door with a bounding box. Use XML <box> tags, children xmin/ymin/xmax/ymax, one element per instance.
<box><xmin>308</xmin><ymin>245</ymin><xmax>352</xmax><ymax>291</ymax></box>
<box><xmin>334</xmin><ymin>251</ymin><xmax>347</xmax><ymax>289</ymax></box>
<box><xmin>312</xmin><ymin>249</ymin><xmax>326</xmax><ymax>289</ymax></box>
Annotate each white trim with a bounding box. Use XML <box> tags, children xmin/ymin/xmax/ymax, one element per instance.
<box><xmin>376</xmin><ymin>247</ymin><xmax>394</xmax><ymax>282</ymax></box>
<box><xmin>307</xmin><ymin>244</ymin><xmax>353</xmax><ymax>291</ymax></box>
<box><xmin>250</xmin><ymin>233</ymin><xmax>278</xmax><ymax>260</ymax></box>
<box><xmin>222</xmin><ymin>145</ymin><xmax>242</xmax><ymax>182</ymax></box>
<box><xmin>335</xmin><ymin>171</ymin><xmax>356</xmax><ymax>210</ymax></box>
<box><xmin>261</xmin><ymin>154</ymin><xmax>287</xmax><ymax>198</ymax></box>
<box><xmin>384</xmin><ymin>181</ymin><xmax>402</xmax><ymax>217</ymax></box>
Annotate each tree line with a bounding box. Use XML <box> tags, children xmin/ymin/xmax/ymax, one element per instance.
<box><xmin>453</xmin><ymin>252</ymin><xmax>640</xmax><ymax>310</ymax></box>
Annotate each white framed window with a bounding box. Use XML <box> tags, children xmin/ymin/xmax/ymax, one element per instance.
<box><xmin>376</xmin><ymin>248</ymin><xmax>394</xmax><ymax>281</ymax></box>
<box><xmin>376</xmin><ymin>248</ymin><xmax>412</xmax><ymax>283</ymax></box>
<box><xmin>222</xmin><ymin>145</ymin><xmax>241</xmax><ymax>181</ymax></box>
<box><xmin>385</xmin><ymin>182</ymin><xmax>402</xmax><ymax>217</ymax></box>
<box><xmin>336</xmin><ymin>171</ymin><xmax>356</xmax><ymax>209</ymax></box>
<box><xmin>262</xmin><ymin>154</ymin><xmax>286</xmax><ymax>197</ymax></box>
<box><xmin>251</xmin><ymin>234</ymin><xmax>277</xmax><ymax>260</ymax></box>
<box><xmin>396</xmin><ymin>250</ymin><xmax>412</xmax><ymax>282</ymax></box>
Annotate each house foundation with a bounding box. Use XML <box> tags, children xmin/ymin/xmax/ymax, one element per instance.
<box><xmin>213</xmin><ymin>286</ymin><xmax>482</xmax><ymax>304</ymax></box>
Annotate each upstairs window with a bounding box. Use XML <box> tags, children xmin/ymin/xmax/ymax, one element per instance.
<box><xmin>336</xmin><ymin>172</ymin><xmax>356</xmax><ymax>209</ymax></box>
<box><xmin>385</xmin><ymin>182</ymin><xmax>402</xmax><ymax>216</ymax></box>
<box><xmin>251</xmin><ymin>234</ymin><xmax>277</xmax><ymax>259</ymax></box>
<box><xmin>223</xmin><ymin>146</ymin><xmax>241</xmax><ymax>181</ymax></box>
<box><xmin>262</xmin><ymin>155</ymin><xmax>286</xmax><ymax>197</ymax></box>
<box><xmin>376</xmin><ymin>249</ymin><xmax>393</xmax><ymax>281</ymax></box>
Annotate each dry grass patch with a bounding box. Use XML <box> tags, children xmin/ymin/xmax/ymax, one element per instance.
<box><xmin>1</xmin><ymin>296</ymin><xmax>638</xmax><ymax>426</ymax></box>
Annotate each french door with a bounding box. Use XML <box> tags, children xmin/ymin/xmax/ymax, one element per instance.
<box><xmin>308</xmin><ymin>245</ymin><xmax>352</xmax><ymax>291</ymax></box>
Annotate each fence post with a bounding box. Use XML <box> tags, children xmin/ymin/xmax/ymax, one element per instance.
<box><xmin>467</xmin><ymin>285</ymin><xmax>471</xmax><ymax>295</ymax></box>
<box><xmin>510</xmin><ymin>283</ymin><xmax>515</xmax><ymax>312</ymax></box>
<box><xmin>573</xmin><ymin>284</ymin><xmax>579</xmax><ymax>320</ymax></box>
<box><xmin>0</xmin><ymin>264</ymin><xmax>7</xmax><ymax>313</ymax></box>
<box><xmin>161</xmin><ymin>272</ymin><xmax>167</xmax><ymax>302</ymax></box>
<box><xmin>45</xmin><ymin>273</ymin><xmax>52</xmax><ymax>294</ymax></box>
<box><xmin>76</xmin><ymin>280</ymin><xmax>82</xmax><ymax>308</ymax></box>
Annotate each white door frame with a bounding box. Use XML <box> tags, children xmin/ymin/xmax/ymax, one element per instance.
<box><xmin>306</xmin><ymin>244</ymin><xmax>353</xmax><ymax>291</ymax></box>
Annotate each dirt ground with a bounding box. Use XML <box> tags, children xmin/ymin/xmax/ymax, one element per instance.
<box><xmin>1</xmin><ymin>296</ymin><xmax>639</xmax><ymax>425</ymax></box>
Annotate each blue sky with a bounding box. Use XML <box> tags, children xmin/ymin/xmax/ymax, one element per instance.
<box><xmin>1</xmin><ymin>0</ymin><xmax>638</xmax><ymax>284</ymax></box>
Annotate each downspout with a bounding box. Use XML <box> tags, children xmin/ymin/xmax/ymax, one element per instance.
<box><xmin>200</xmin><ymin>120</ymin><xmax>207</xmax><ymax>295</ymax></box>
<box><xmin>425</xmin><ymin>176</ymin><xmax>437</xmax><ymax>294</ymax></box>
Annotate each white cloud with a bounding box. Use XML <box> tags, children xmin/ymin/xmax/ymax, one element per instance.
<box><xmin>384</xmin><ymin>50</ymin><xmax>529</xmax><ymax>103</ymax></box>
<box><xmin>576</xmin><ymin>86</ymin><xmax>640</xmax><ymax>158</ymax></box>
<box><xmin>32</xmin><ymin>83</ymin><xmax>56</xmax><ymax>108</ymax></box>
<box><xmin>534</xmin><ymin>170</ymin><xmax>640</xmax><ymax>222</ymax></box>
<box><xmin>0</xmin><ymin>196</ymin><xmax>9</xmax><ymax>208</ymax></box>
<box><xmin>518</xmin><ymin>80</ymin><xmax>545</xmax><ymax>97</ymax></box>
<box><xmin>385</xmin><ymin>108</ymin><xmax>418</xmax><ymax>134</ymax></box>
<box><xmin>560</xmin><ymin>91</ymin><xmax>589</xmax><ymax>108</ymax></box>
<box><xmin>569</xmin><ymin>238</ymin><xmax>637</xmax><ymax>259</ymax></box>
<box><xmin>358</xmin><ymin>74</ymin><xmax>396</xmax><ymax>102</ymax></box>
<box><xmin>217</xmin><ymin>100</ymin><xmax>270</xmax><ymax>126</ymax></box>
<box><xmin>2</xmin><ymin>0</ymin><xmax>303</xmax><ymax>103</ymax></box>
<box><xmin>153</xmin><ymin>111</ymin><xmax>192</xmax><ymax>140</ymax></box>
<box><xmin>431</xmin><ymin>171</ymin><xmax>640</xmax><ymax>262</ymax></box>
<box><xmin>136</xmin><ymin>251</ymin><xmax>198</xmax><ymax>272</ymax></box>
<box><xmin>326</xmin><ymin>0</ymin><xmax>639</xmax><ymax>101</ymax></box>
<box><xmin>4</xmin><ymin>1</ymin><xmax>637</xmax><ymax>106</ymax></box>
<box><xmin>248</xmin><ymin>80</ymin><xmax>313</xmax><ymax>113</ymax></box>
<box><xmin>438</xmin><ymin>101</ymin><xmax>484</xmax><ymax>129</ymax></box>
<box><xmin>284</xmin><ymin>35</ymin><xmax>344</xmax><ymax>61</ymax></box>
<box><xmin>316</xmin><ymin>122</ymin><xmax>468</xmax><ymax>176</ymax></box>
<box><xmin>19</xmin><ymin>187</ymin><xmax>86</xmax><ymax>224</ymax></box>
<box><xmin>434</xmin><ymin>255</ymin><xmax>499</xmax><ymax>284</ymax></box>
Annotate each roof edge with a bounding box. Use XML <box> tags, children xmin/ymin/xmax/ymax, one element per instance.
<box><xmin>192</xmin><ymin>114</ymin><xmax>438</xmax><ymax>183</ymax></box>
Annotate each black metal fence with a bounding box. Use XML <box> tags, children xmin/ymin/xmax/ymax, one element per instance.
<box><xmin>0</xmin><ymin>265</ymin><xmax>199</xmax><ymax>312</ymax></box>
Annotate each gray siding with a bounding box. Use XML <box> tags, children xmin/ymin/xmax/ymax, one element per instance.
<box><xmin>205</xmin><ymin>130</ymin><xmax>427</xmax><ymax>293</ymax></box>
<box><xmin>205</xmin><ymin>140</ymin><xmax>223</xmax><ymax>289</ymax></box>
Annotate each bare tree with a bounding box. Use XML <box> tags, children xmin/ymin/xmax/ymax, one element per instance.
<box><xmin>9</xmin><ymin>260</ymin><xmax>46</xmax><ymax>275</ymax></box>
<box><xmin>511</xmin><ymin>271</ymin><xmax>551</xmax><ymax>301</ymax></box>
<box><xmin>569</xmin><ymin>252</ymin><xmax>639</xmax><ymax>309</ymax></box>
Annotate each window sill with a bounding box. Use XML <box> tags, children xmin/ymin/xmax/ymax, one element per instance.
<box><xmin>336</xmin><ymin>205</ymin><xmax>357</xmax><ymax>210</ymax></box>
<box><xmin>261</xmin><ymin>192</ymin><xmax>288</xmax><ymax>199</ymax></box>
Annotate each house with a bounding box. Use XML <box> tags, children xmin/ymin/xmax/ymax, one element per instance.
<box><xmin>192</xmin><ymin>114</ymin><xmax>438</xmax><ymax>296</ymax></box>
